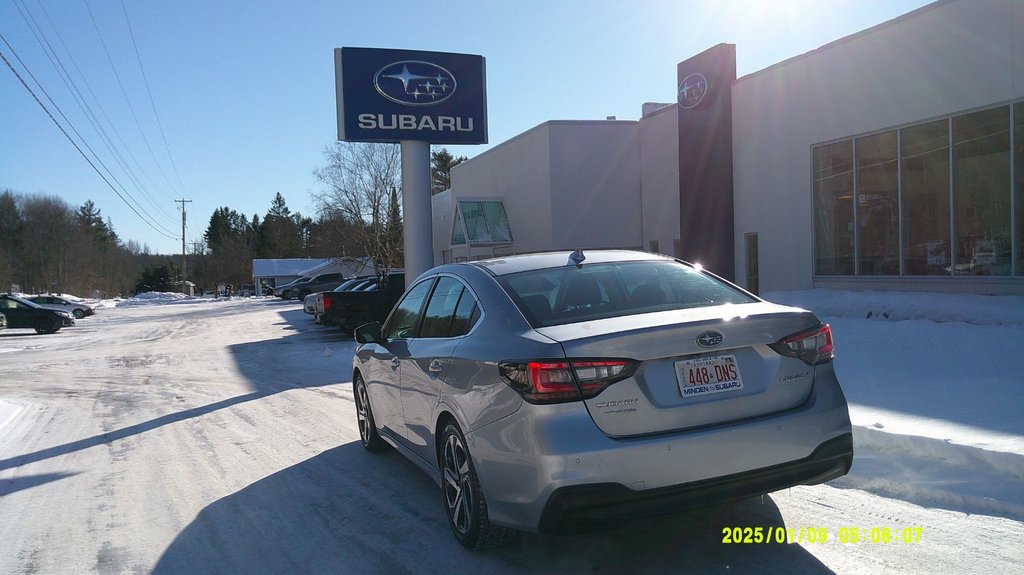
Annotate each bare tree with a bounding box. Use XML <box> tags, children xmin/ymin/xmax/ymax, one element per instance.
<box><xmin>313</xmin><ymin>142</ymin><xmax>403</xmax><ymax>273</ymax></box>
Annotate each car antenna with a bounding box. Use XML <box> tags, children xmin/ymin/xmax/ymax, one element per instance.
<box><xmin>568</xmin><ymin>247</ymin><xmax>586</xmax><ymax>269</ymax></box>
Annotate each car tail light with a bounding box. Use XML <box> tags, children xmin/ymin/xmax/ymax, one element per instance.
<box><xmin>499</xmin><ymin>359</ymin><xmax>635</xmax><ymax>404</ymax></box>
<box><xmin>771</xmin><ymin>324</ymin><xmax>834</xmax><ymax>366</ymax></box>
<box><xmin>323</xmin><ymin>297</ymin><xmax>332</xmax><ymax>312</ymax></box>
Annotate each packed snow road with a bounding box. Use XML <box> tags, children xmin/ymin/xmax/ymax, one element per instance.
<box><xmin>0</xmin><ymin>298</ymin><xmax>1019</xmax><ymax>574</ymax></box>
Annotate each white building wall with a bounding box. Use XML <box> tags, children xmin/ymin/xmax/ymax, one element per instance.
<box><xmin>449</xmin><ymin>124</ymin><xmax>554</xmax><ymax>256</ymax></box>
<box><xmin>430</xmin><ymin>189</ymin><xmax>453</xmax><ymax>266</ymax></box>
<box><xmin>639</xmin><ymin>105</ymin><xmax>680</xmax><ymax>257</ymax></box>
<box><xmin>548</xmin><ymin>121</ymin><xmax>642</xmax><ymax>251</ymax></box>
<box><xmin>732</xmin><ymin>0</ymin><xmax>1024</xmax><ymax>292</ymax></box>
<box><xmin>447</xmin><ymin>121</ymin><xmax>642</xmax><ymax>257</ymax></box>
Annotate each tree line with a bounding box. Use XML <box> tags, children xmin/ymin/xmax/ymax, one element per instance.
<box><xmin>0</xmin><ymin>191</ymin><xmax>141</xmax><ymax>296</ymax></box>
<box><xmin>0</xmin><ymin>144</ymin><xmax>465</xmax><ymax>297</ymax></box>
<box><xmin>197</xmin><ymin>144</ymin><xmax>463</xmax><ymax>290</ymax></box>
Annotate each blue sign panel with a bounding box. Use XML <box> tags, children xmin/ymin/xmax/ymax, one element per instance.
<box><xmin>335</xmin><ymin>47</ymin><xmax>487</xmax><ymax>144</ymax></box>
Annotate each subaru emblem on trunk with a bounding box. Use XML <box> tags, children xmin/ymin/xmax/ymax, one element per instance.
<box><xmin>697</xmin><ymin>331</ymin><xmax>724</xmax><ymax>347</ymax></box>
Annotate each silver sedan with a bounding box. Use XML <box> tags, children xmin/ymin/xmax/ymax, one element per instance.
<box><xmin>352</xmin><ymin>250</ymin><xmax>853</xmax><ymax>548</ymax></box>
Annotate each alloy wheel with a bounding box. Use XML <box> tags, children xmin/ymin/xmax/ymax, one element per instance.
<box><xmin>443</xmin><ymin>431</ymin><xmax>474</xmax><ymax>535</ymax></box>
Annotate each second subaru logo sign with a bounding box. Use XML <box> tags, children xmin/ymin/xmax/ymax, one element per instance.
<box><xmin>374</xmin><ymin>61</ymin><xmax>457</xmax><ymax>106</ymax></box>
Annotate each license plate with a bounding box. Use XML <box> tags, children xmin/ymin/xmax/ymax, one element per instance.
<box><xmin>675</xmin><ymin>355</ymin><xmax>743</xmax><ymax>398</ymax></box>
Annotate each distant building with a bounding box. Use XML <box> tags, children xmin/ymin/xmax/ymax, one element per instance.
<box><xmin>434</xmin><ymin>0</ymin><xmax>1023</xmax><ymax>295</ymax></box>
<box><xmin>251</xmin><ymin>257</ymin><xmax>373</xmax><ymax>295</ymax></box>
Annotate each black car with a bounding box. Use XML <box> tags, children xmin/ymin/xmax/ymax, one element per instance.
<box><xmin>0</xmin><ymin>294</ymin><xmax>76</xmax><ymax>334</ymax></box>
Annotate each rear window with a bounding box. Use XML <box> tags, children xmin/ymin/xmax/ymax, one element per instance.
<box><xmin>496</xmin><ymin>260</ymin><xmax>756</xmax><ymax>328</ymax></box>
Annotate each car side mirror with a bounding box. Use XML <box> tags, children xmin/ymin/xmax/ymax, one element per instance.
<box><xmin>354</xmin><ymin>321</ymin><xmax>383</xmax><ymax>344</ymax></box>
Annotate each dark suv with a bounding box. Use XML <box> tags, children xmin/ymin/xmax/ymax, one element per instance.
<box><xmin>0</xmin><ymin>294</ymin><xmax>76</xmax><ymax>334</ymax></box>
<box><xmin>279</xmin><ymin>272</ymin><xmax>346</xmax><ymax>300</ymax></box>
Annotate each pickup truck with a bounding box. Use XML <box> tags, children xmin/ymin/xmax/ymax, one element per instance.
<box><xmin>303</xmin><ymin>276</ymin><xmax>374</xmax><ymax>314</ymax></box>
<box><xmin>312</xmin><ymin>271</ymin><xmax>405</xmax><ymax>333</ymax></box>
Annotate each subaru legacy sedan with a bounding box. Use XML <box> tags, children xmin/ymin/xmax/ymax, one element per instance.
<box><xmin>352</xmin><ymin>250</ymin><xmax>853</xmax><ymax>548</ymax></box>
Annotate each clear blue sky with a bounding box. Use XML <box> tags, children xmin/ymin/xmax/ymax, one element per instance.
<box><xmin>1</xmin><ymin>0</ymin><xmax>934</xmax><ymax>255</ymax></box>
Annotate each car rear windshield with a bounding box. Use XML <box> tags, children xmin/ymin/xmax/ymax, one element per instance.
<box><xmin>496</xmin><ymin>260</ymin><xmax>756</xmax><ymax>328</ymax></box>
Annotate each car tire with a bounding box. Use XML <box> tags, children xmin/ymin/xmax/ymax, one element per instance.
<box><xmin>73</xmin><ymin>309</ymin><xmax>85</xmax><ymax>319</ymax></box>
<box><xmin>354</xmin><ymin>374</ymin><xmax>388</xmax><ymax>452</ymax></box>
<box><xmin>441</xmin><ymin>421</ymin><xmax>517</xmax><ymax>549</ymax></box>
<box><xmin>34</xmin><ymin>317</ymin><xmax>57</xmax><ymax>334</ymax></box>
<box><xmin>297</xmin><ymin>290</ymin><xmax>310</xmax><ymax>300</ymax></box>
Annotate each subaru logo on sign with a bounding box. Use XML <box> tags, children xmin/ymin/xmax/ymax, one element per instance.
<box><xmin>374</xmin><ymin>61</ymin><xmax>457</xmax><ymax>106</ymax></box>
<box><xmin>696</xmin><ymin>331</ymin><xmax>724</xmax><ymax>348</ymax></box>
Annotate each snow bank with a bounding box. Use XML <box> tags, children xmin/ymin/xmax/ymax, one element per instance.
<box><xmin>766</xmin><ymin>288</ymin><xmax>1024</xmax><ymax>521</ymax></box>
<box><xmin>0</xmin><ymin>399</ymin><xmax>23</xmax><ymax>437</ymax></box>
<box><xmin>764</xmin><ymin>288</ymin><xmax>1024</xmax><ymax>326</ymax></box>
<box><xmin>115</xmin><ymin>292</ymin><xmax>207</xmax><ymax>307</ymax></box>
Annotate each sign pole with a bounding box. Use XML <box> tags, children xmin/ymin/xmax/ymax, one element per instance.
<box><xmin>401</xmin><ymin>140</ymin><xmax>432</xmax><ymax>288</ymax></box>
<box><xmin>336</xmin><ymin>47</ymin><xmax>487</xmax><ymax>289</ymax></box>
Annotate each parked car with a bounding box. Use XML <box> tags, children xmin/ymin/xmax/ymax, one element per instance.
<box><xmin>0</xmin><ymin>294</ymin><xmax>76</xmax><ymax>334</ymax></box>
<box><xmin>238</xmin><ymin>284</ymin><xmax>256</xmax><ymax>297</ymax></box>
<box><xmin>293</xmin><ymin>272</ymin><xmax>347</xmax><ymax>300</ymax></box>
<box><xmin>274</xmin><ymin>276</ymin><xmax>314</xmax><ymax>299</ymax></box>
<box><xmin>277</xmin><ymin>273</ymin><xmax>348</xmax><ymax>300</ymax></box>
<box><xmin>315</xmin><ymin>271</ymin><xmax>404</xmax><ymax>332</ymax></box>
<box><xmin>302</xmin><ymin>276</ymin><xmax>367</xmax><ymax>315</ymax></box>
<box><xmin>351</xmin><ymin>250</ymin><xmax>853</xmax><ymax>548</ymax></box>
<box><xmin>28</xmin><ymin>295</ymin><xmax>95</xmax><ymax>319</ymax></box>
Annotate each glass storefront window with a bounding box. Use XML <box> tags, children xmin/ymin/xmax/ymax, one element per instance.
<box><xmin>856</xmin><ymin>131</ymin><xmax>899</xmax><ymax>275</ymax></box>
<box><xmin>451</xmin><ymin>210</ymin><xmax>466</xmax><ymax>245</ymax></box>
<box><xmin>952</xmin><ymin>107</ymin><xmax>1011</xmax><ymax>276</ymax></box>
<box><xmin>814</xmin><ymin>103</ymin><xmax>1022</xmax><ymax>280</ymax></box>
<box><xmin>458</xmin><ymin>200</ymin><xmax>513</xmax><ymax>244</ymax></box>
<box><xmin>813</xmin><ymin>141</ymin><xmax>854</xmax><ymax>275</ymax></box>
<box><xmin>901</xmin><ymin>119</ymin><xmax>951</xmax><ymax>275</ymax></box>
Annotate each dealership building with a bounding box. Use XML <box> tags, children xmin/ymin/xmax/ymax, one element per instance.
<box><xmin>433</xmin><ymin>0</ymin><xmax>1023</xmax><ymax>295</ymax></box>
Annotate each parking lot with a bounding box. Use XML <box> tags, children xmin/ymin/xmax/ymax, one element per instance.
<box><xmin>0</xmin><ymin>298</ymin><xmax>1019</xmax><ymax>574</ymax></box>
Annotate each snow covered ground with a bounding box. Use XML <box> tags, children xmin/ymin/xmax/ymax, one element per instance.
<box><xmin>0</xmin><ymin>288</ymin><xmax>1021</xmax><ymax>574</ymax></box>
<box><xmin>764</xmin><ymin>289</ymin><xmax>1024</xmax><ymax>523</ymax></box>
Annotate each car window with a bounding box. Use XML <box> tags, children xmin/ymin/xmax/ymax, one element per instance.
<box><xmin>496</xmin><ymin>260</ymin><xmax>756</xmax><ymax>328</ymax></box>
<box><xmin>383</xmin><ymin>279</ymin><xmax>434</xmax><ymax>340</ymax></box>
<box><xmin>448</xmin><ymin>289</ymin><xmax>480</xmax><ymax>337</ymax></box>
<box><xmin>419</xmin><ymin>277</ymin><xmax>465</xmax><ymax>338</ymax></box>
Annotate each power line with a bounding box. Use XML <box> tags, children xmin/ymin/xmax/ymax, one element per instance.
<box><xmin>0</xmin><ymin>37</ymin><xmax>179</xmax><ymax>241</ymax></box>
<box><xmin>120</xmin><ymin>0</ymin><xmax>189</xmax><ymax>199</ymax></box>
<box><xmin>34</xmin><ymin>0</ymin><xmax>175</xmax><ymax>221</ymax></box>
<box><xmin>11</xmin><ymin>0</ymin><xmax>177</xmax><ymax>232</ymax></box>
<box><xmin>83</xmin><ymin>0</ymin><xmax>186</xmax><ymax>200</ymax></box>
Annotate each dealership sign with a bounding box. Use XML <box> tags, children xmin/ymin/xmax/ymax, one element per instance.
<box><xmin>335</xmin><ymin>47</ymin><xmax>487</xmax><ymax>144</ymax></box>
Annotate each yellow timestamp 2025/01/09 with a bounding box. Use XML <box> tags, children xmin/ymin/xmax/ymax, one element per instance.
<box><xmin>721</xmin><ymin>526</ymin><xmax>924</xmax><ymax>544</ymax></box>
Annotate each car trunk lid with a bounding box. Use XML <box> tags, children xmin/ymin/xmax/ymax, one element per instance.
<box><xmin>534</xmin><ymin>302</ymin><xmax>822</xmax><ymax>438</ymax></box>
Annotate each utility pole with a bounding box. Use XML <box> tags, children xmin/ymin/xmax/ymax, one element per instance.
<box><xmin>175</xmin><ymin>198</ymin><xmax>192</xmax><ymax>295</ymax></box>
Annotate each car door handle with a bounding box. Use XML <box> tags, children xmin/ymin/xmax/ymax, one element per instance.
<box><xmin>390</xmin><ymin>357</ymin><xmax>400</xmax><ymax>370</ymax></box>
<box><xmin>428</xmin><ymin>359</ymin><xmax>447</xmax><ymax>374</ymax></box>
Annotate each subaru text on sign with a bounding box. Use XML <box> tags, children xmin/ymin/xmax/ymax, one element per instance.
<box><xmin>335</xmin><ymin>47</ymin><xmax>487</xmax><ymax>144</ymax></box>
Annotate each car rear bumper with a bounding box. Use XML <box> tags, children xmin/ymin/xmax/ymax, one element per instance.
<box><xmin>468</xmin><ymin>368</ymin><xmax>853</xmax><ymax>533</ymax></box>
<box><xmin>537</xmin><ymin>432</ymin><xmax>852</xmax><ymax>533</ymax></box>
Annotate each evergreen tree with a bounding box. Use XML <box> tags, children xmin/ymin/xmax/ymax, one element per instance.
<box><xmin>431</xmin><ymin>148</ymin><xmax>467</xmax><ymax>195</ymax></box>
